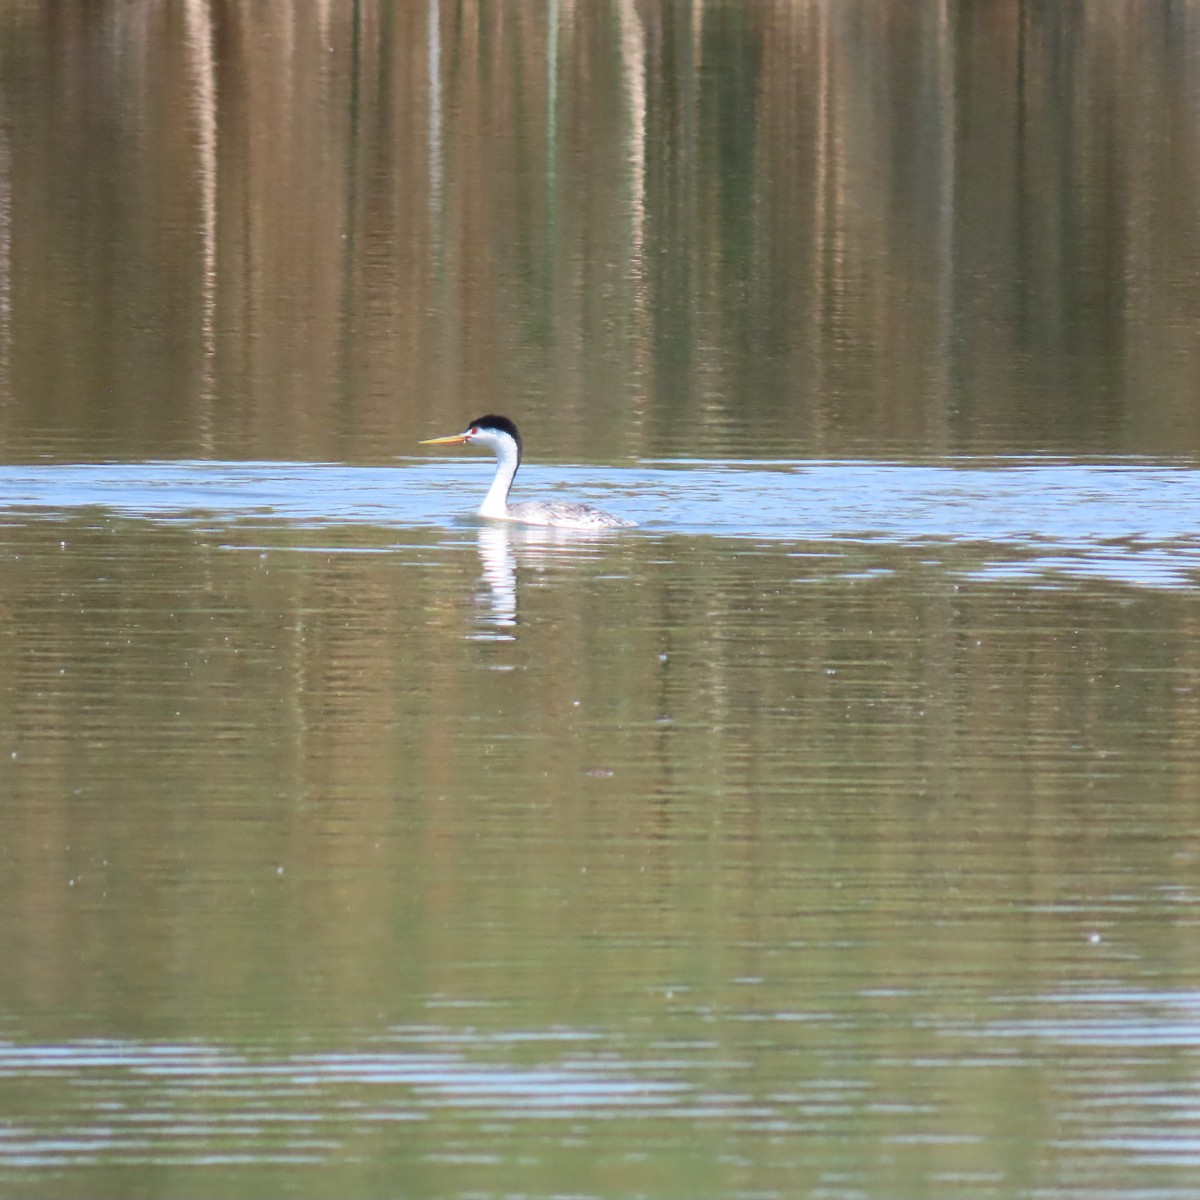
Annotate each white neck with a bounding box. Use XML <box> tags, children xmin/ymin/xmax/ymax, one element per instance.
<box><xmin>478</xmin><ymin>432</ymin><xmax>520</xmax><ymax>519</ymax></box>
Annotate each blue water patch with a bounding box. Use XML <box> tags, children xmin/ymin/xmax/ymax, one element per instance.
<box><xmin>2</xmin><ymin>457</ymin><xmax>1200</xmax><ymax>588</ymax></box>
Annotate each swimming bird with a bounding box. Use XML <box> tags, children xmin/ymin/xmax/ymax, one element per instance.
<box><xmin>420</xmin><ymin>414</ymin><xmax>635</xmax><ymax>529</ymax></box>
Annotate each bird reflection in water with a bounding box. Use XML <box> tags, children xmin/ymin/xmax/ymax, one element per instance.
<box><xmin>472</xmin><ymin>524</ymin><xmax>517</xmax><ymax>639</ymax></box>
<box><xmin>469</xmin><ymin>523</ymin><xmax>614</xmax><ymax>642</ymax></box>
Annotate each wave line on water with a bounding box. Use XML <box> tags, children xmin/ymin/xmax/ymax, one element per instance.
<box><xmin>2</xmin><ymin>458</ymin><xmax>1200</xmax><ymax>587</ymax></box>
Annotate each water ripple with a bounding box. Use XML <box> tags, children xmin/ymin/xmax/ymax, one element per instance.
<box><xmin>2</xmin><ymin>457</ymin><xmax>1200</xmax><ymax>587</ymax></box>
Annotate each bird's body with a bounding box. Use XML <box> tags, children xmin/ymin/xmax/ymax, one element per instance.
<box><xmin>420</xmin><ymin>414</ymin><xmax>635</xmax><ymax>530</ymax></box>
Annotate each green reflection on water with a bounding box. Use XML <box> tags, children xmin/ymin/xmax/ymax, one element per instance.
<box><xmin>3</xmin><ymin>0</ymin><xmax>1200</xmax><ymax>1195</ymax></box>
<box><xmin>0</xmin><ymin>515</ymin><xmax>1197</xmax><ymax>1197</ymax></box>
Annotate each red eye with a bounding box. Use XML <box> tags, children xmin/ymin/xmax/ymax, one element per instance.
<box><xmin>469</xmin><ymin>427</ymin><xmax>478</xmax><ymax>435</ymax></box>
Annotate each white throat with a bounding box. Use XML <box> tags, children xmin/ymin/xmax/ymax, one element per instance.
<box><xmin>478</xmin><ymin>431</ymin><xmax>521</xmax><ymax>519</ymax></box>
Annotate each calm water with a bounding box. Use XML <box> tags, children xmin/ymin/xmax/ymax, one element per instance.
<box><xmin>2</xmin><ymin>3</ymin><xmax>1200</xmax><ymax>1199</ymax></box>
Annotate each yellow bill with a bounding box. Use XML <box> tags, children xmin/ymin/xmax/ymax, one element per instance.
<box><xmin>419</xmin><ymin>431</ymin><xmax>471</xmax><ymax>445</ymax></box>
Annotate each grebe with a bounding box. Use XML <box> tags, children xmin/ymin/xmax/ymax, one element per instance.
<box><xmin>420</xmin><ymin>414</ymin><xmax>636</xmax><ymax>530</ymax></box>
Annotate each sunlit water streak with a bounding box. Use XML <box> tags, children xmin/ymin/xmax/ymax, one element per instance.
<box><xmin>0</xmin><ymin>1030</ymin><xmax>695</xmax><ymax>1170</ymax></box>
<box><xmin>937</xmin><ymin>991</ymin><xmax>1200</xmax><ymax>1171</ymax></box>
<box><xmin>3</xmin><ymin>458</ymin><xmax>1200</xmax><ymax>587</ymax></box>
<box><xmin>0</xmin><ymin>993</ymin><xmax>1198</xmax><ymax>1178</ymax></box>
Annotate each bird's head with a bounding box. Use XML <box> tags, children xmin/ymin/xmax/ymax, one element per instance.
<box><xmin>420</xmin><ymin>414</ymin><xmax>523</xmax><ymax>459</ymax></box>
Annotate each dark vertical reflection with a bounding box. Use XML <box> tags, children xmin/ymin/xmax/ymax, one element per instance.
<box><xmin>0</xmin><ymin>91</ymin><xmax>11</xmax><ymax>410</ymax></box>
<box><xmin>336</xmin><ymin>0</ymin><xmax>363</xmax><ymax>445</ymax></box>
<box><xmin>931</xmin><ymin>0</ymin><xmax>957</xmax><ymax>451</ymax></box>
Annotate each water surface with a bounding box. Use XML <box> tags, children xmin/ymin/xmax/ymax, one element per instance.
<box><xmin>4</xmin><ymin>456</ymin><xmax>1200</xmax><ymax>588</ymax></box>
<box><xmin>3</xmin><ymin>2</ymin><xmax>1200</xmax><ymax>1198</ymax></box>
<box><xmin>2</xmin><ymin>482</ymin><xmax>1200</xmax><ymax>1197</ymax></box>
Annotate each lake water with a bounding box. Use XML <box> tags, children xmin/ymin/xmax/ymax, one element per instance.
<box><xmin>2</xmin><ymin>3</ymin><xmax>1200</xmax><ymax>1199</ymax></box>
